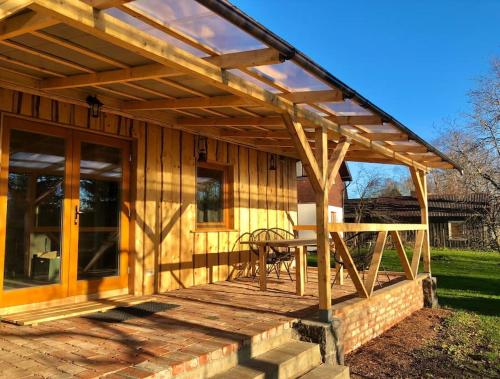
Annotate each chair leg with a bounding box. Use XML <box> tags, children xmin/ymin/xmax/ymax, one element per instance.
<box><xmin>274</xmin><ymin>263</ymin><xmax>281</xmax><ymax>279</ymax></box>
<box><xmin>284</xmin><ymin>261</ymin><xmax>294</xmax><ymax>281</ymax></box>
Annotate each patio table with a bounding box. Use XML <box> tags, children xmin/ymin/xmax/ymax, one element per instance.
<box><xmin>241</xmin><ymin>238</ymin><xmax>318</xmax><ymax>296</ymax></box>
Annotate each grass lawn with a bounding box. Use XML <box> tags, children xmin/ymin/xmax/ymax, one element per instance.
<box><xmin>308</xmin><ymin>247</ymin><xmax>500</xmax><ymax>376</ymax></box>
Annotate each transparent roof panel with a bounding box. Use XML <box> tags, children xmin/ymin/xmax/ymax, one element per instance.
<box><xmin>106</xmin><ymin>7</ymin><xmax>206</xmax><ymax>57</ymax></box>
<box><xmin>252</xmin><ymin>61</ymin><xmax>330</xmax><ymax>92</ymax></box>
<box><xmin>230</xmin><ymin>69</ymin><xmax>281</xmax><ymax>93</ymax></box>
<box><xmin>125</xmin><ymin>0</ymin><xmax>265</xmax><ymax>54</ymax></box>
<box><xmin>320</xmin><ymin>99</ymin><xmax>373</xmax><ymax>116</ymax></box>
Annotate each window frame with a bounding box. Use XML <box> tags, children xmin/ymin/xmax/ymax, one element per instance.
<box><xmin>195</xmin><ymin>161</ymin><xmax>234</xmax><ymax>231</ymax></box>
<box><xmin>448</xmin><ymin>220</ymin><xmax>467</xmax><ymax>241</ymax></box>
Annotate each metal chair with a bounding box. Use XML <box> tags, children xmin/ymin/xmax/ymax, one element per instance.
<box><xmin>331</xmin><ymin>236</ymin><xmax>391</xmax><ymax>287</ymax></box>
<box><xmin>247</xmin><ymin>228</ymin><xmax>296</xmax><ymax>281</ymax></box>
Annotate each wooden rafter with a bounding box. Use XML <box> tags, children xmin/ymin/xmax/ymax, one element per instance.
<box><xmin>280</xmin><ymin>89</ymin><xmax>343</xmax><ymax>103</ymax></box>
<box><xmin>204</xmin><ymin>48</ymin><xmax>284</xmax><ymax>69</ymax></box>
<box><xmin>122</xmin><ymin>95</ymin><xmax>253</xmax><ymax>110</ymax></box>
<box><xmin>0</xmin><ymin>10</ymin><xmax>57</xmax><ymax>40</ymax></box>
<box><xmin>31</xmin><ymin>30</ymin><xmax>128</xmax><ymax>68</ymax></box>
<box><xmin>385</xmin><ymin>144</ymin><xmax>428</xmax><ymax>153</ymax></box>
<box><xmin>41</xmin><ymin>63</ymin><xmax>179</xmax><ymax>89</ymax></box>
<box><xmin>328</xmin><ymin>115</ymin><xmax>382</xmax><ymax>125</ymax></box>
<box><xmin>3</xmin><ymin>0</ymin><xmax>429</xmax><ymax>169</ymax></box>
<box><xmin>83</xmin><ymin>0</ymin><xmax>131</xmax><ymax>10</ymax></box>
<box><xmin>0</xmin><ymin>0</ymin><xmax>33</xmax><ymax>21</ymax></box>
<box><xmin>359</xmin><ymin>132</ymin><xmax>408</xmax><ymax>141</ymax></box>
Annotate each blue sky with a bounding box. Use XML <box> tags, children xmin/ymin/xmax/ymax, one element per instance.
<box><xmin>232</xmin><ymin>0</ymin><xmax>500</xmax><ymax>195</ymax></box>
<box><xmin>232</xmin><ymin>0</ymin><xmax>499</xmax><ymax>141</ymax></box>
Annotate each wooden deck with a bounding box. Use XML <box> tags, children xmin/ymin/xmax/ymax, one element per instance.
<box><xmin>0</xmin><ymin>269</ymin><xmax>404</xmax><ymax>378</ymax></box>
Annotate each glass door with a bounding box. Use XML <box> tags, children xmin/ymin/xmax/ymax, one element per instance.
<box><xmin>0</xmin><ymin>117</ymin><xmax>130</xmax><ymax>308</ymax></box>
<box><xmin>68</xmin><ymin>132</ymin><xmax>130</xmax><ymax>296</ymax></box>
<box><xmin>0</xmin><ymin>118</ymin><xmax>73</xmax><ymax>306</ymax></box>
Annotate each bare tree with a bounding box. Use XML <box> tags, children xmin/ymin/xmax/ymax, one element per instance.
<box><xmin>430</xmin><ymin>58</ymin><xmax>499</xmax><ymax>251</ymax></box>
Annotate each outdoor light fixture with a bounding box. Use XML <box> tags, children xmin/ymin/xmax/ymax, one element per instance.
<box><xmin>197</xmin><ymin>135</ymin><xmax>208</xmax><ymax>162</ymax></box>
<box><xmin>86</xmin><ymin>95</ymin><xmax>103</xmax><ymax>118</ymax></box>
<box><xmin>269</xmin><ymin>154</ymin><xmax>277</xmax><ymax>171</ymax></box>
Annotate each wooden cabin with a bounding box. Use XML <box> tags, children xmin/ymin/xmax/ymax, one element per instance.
<box><xmin>0</xmin><ymin>0</ymin><xmax>461</xmax><ymax>325</ymax></box>
<box><xmin>344</xmin><ymin>194</ymin><xmax>492</xmax><ymax>249</ymax></box>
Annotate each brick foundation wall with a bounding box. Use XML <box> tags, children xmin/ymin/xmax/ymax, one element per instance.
<box><xmin>333</xmin><ymin>275</ymin><xmax>426</xmax><ymax>353</ymax></box>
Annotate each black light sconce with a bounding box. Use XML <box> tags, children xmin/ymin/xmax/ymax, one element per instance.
<box><xmin>197</xmin><ymin>135</ymin><xmax>208</xmax><ymax>162</ymax></box>
<box><xmin>269</xmin><ymin>154</ymin><xmax>277</xmax><ymax>171</ymax></box>
<box><xmin>86</xmin><ymin>95</ymin><xmax>103</xmax><ymax>118</ymax></box>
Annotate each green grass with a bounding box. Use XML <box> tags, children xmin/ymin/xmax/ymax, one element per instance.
<box><xmin>308</xmin><ymin>246</ymin><xmax>500</xmax><ymax>374</ymax></box>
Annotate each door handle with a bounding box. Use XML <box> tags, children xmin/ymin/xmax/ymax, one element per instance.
<box><xmin>74</xmin><ymin>205</ymin><xmax>83</xmax><ymax>225</ymax></box>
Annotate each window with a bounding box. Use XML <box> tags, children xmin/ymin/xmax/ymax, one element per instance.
<box><xmin>449</xmin><ymin>221</ymin><xmax>466</xmax><ymax>240</ymax></box>
<box><xmin>196</xmin><ymin>163</ymin><xmax>233</xmax><ymax>229</ymax></box>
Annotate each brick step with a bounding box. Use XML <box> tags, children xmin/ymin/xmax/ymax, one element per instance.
<box><xmin>172</xmin><ymin>324</ymin><xmax>295</xmax><ymax>379</ymax></box>
<box><xmin>299</xmin><ymin>364</ymin><xmax>350</xmax><ymax>379</ymax></box>
<box><xmin>209</xmin><ymin>340</ymin><xmax>322</xmax><ymax>379</ymax></box>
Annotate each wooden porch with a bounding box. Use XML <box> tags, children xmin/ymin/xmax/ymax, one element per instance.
<box><xmin>0</xmin><ymin>267</ymin><xmax>410</xmax><ymax>378</ymax></box>
<box><xmin>0</xmin><ymin>0</ymin><xmax>462</xmax><ymax>324</ymax></box>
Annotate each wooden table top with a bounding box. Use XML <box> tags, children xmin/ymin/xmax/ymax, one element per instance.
<box><xmin>240</xmin><ymin>238</ymin><xmax>320</xmax><ymax>247</ymax></box>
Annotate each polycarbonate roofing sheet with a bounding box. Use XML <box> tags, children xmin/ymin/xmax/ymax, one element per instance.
<box><xmin>126</xmin><ymin>0</ymin><xmax>265</xmax><ymax>54</ymax></box>
<box><xmin>320</xmin><ymin>99</ymin><xmax>374</xmax><ymax>116</ymax></box>
<box><xmin>106</xmin><ymin>7</ymin><xmax>207</xmax><ymax>57</ymax></box>
<box><xmin>252</xmin><ymin>61</ymin><xmax>330</xmax><ymax>92</ymax></box>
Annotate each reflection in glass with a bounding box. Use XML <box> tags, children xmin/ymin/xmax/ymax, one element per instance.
<box><xmin>197</xmin><ymin>167</ymin><xmax>224</xmax><ymax>224</ymax></box>
<box><xmin>77</xmin><ymin>143</ymin><xmax>121</xmax><ymax>280</ymax></box>
<box><xmin>3</xmin><ymin>130</ymin><xmax>65</xmax><ymax>290</ymax></box>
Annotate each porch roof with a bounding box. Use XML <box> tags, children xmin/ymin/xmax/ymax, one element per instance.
<box><xmin>0</xmin><ymin>0</ymin><xmax>461</xmax><ymax>172</ymax></box>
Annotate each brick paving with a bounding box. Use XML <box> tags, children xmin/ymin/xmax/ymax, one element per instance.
<box><xmin>0</xmin><ymin>269</ymin><xmax>401</xmax><ymax>378</ymax></box>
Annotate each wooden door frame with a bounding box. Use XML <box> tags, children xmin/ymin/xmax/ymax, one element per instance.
<box><xmin>0</xmin><ymin>116</ymin><xmax>73</xmax><ymax>307</ymax></box>
<box><xmin>69</xmin><ymin>131</ymin><xmax>130</xmax><ymax>296</ymax></box>
<box><xmin>0</xmin><ymin>115</ymin><xmax>132</xmax><ymax>308</ymax></box>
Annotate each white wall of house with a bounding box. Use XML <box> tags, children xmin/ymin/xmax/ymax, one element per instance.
<box><xmin>297</xmin><ymin>203</ymin><xmax>343</xmax><ymax>241</ymax></box>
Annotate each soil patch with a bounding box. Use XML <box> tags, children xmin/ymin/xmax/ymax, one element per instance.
<box><xmin>346</xmin><ymin>308</ymin><xmax>453</xmax><ymax>378</ymax></box>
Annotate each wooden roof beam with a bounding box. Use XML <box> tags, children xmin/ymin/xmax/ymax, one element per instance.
<box><xmin>41</xmin><ymin>48</ymin><xmax>283</xmax><ymax>90</ymax></box>
<box><xmin>360</xmin><ymin>132</ymin><xmax>409</xmax><ymax>141</ymax></box>
<box><xmin>122</xmin><ymin>95</ymin><xmax>254</xmax><ymax>111</ymax></box>
<box><xmin>0</xmin><ymin>0</ymin><xmax>33</xmax><ymax>21</ymax></box>
<box><xmin>328</xmin><ymin>115</ymin><xmax>382</xmax><ymax>125</ymax></box>
<box><xmin>82</xmin><ymin>0</ymin><xmax>132</xmax><ymax>10</ymax></box>
<box><xmin>280</xmin><ymin>89</ymin><xmax>343</xmax><ymax>103</ymax></box>
<box><xmin>385</xmin><ymin>144</ymin><xmax>428</xmax><ymax>153</ymax></box>
<box><xmin>178</xmin><ymin>116</ymin><xmax>283</xmax><ymax>127</ymax></box>
<box><xmin>30</xmin><ymin>0</ymin><xmax>428</xmax><ymax>171</ymax></box>
<box><xmin>0</xmin><ymin>10</ymin><xmax>58</xmax><ymax>40</ymax></box>
<box><xmin>207</xmin><ymin>48</ymin><xmax>285</xmax><ymax>69</ymax></box>
<box><xmin>221</xmin><ymin>130</ymin><xmax>308</xmax><ymax>138</ymax></box>
<box><xmin>41</xmin><ymin>63</ymin><xmax>179</xmax><ymax>89</ymax></box>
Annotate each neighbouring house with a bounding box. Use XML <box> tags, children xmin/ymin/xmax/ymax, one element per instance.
<box><xmin>296</xmin><ymin>161</ymin><xmax>352</xmax><ymax>241</ymax></box>
<box><xmin>0</xmin><ymin>0</ymin><xmax>464</xmax><ymax>377</ymax></box>
<box><xmin>344</xmin><ymin>194</ymin><xmax>492</xmax><ymax>249</ymax></box>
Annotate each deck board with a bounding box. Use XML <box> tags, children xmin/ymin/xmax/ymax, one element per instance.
<box><xmin>1</xmin><ymin>295</ymin><xmax>152</xmax><ymax>325</ymax></box>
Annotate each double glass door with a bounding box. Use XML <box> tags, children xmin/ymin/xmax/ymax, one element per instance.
<box><xmin>0</xmin><ymin>117</ymin><xmax>130</xmax><ymax>307</ymax></box>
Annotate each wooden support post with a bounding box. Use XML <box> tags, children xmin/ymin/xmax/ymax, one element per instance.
<box><xmin>410</xmin><ymin>167</ymin><xmax>431</xmax><ymax>274</ymax></box>
<box><xmin>295</xmin><ymin>246</ymin><xmax>305</xmax><ymax>296</ymax></box>
<box><xmin>364</xmin><ymin>231</ymin><xmax>388</xmax><ymax>296</ymax></box>
<box><xmin>411</xmin><ymin>230</ymin><xmax>425</xmax><ymax>277</ymax></box>
<box><xmin>331</xmin><ymin>232</ymin><xmax>369</xmax><ymax>298</ymax></box>
<box><xmin>259</xmin><ymin>244</ymin><xmax>266</xmax><ymax>291</ymax></box>
<box><xmin>390</xmin><ymin>230</ymin><xmax>414</xmax><ymax>280</ymax></box>
<box><xmin>315</xmin><ymin>125</ymin><xmax>332</xmax><ymax>322</ymax></box>
<box><xmin>303</xmin><ymin>245</ymin><xmax>308</xmax><ymax>283</ymax></box>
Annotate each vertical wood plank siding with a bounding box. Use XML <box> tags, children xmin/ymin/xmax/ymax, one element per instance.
<box><xmin>0</xmin><ymin>89</ymin><xmax>298</xmax><ymax>295</ymax></box>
